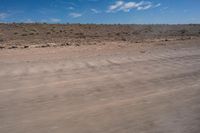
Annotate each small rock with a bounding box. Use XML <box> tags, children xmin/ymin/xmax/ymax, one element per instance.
<box><xmin>75</xmin><ymin>44</ymin><xmax>80</xmax><ymax>46</ymax></box>
<box><xmin>0</xmin><ymin>46</ymin><xmax>5</xmax><ymax>49</ymax></box>
<box><xmin>24</xmin><ymin>45</ymin><xmax>29</xmax><ymax>48</ymax></box>
<box><xmin>140</xmin><ymin>50</ymin><xmax>146</xmax><ymax>53</ymax></box>
<box><xmin>8</xmin><ymin>46</ymin><xmax>18</xmax><ymax>49</ymax></box>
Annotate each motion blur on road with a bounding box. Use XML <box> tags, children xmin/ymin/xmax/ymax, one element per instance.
<box><xmin>0</xmin><ymin>38</ymin><xmax>200</xmax><ymax>133</ymax></box>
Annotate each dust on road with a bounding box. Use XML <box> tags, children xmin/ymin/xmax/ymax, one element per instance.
<box><xmin>0</xmin><ymin>39</ymin><xmax>200</xmax><ymax>133</ymax></box>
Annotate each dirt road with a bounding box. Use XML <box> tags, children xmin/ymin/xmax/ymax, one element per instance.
<box><xmin>0</xmin><ymin>40</ymin><xmax>200</xmax><ymax>133</ymax></box>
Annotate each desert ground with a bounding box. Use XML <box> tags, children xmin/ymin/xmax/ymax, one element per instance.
<box><xmin>0</xmin><ymin>24</ymin><xmax>200</xmax><ymax>133</ymax></box>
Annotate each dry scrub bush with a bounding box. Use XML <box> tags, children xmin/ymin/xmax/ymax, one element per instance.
<box><xmin>21</xmin><ymin>33</ymin><xmax>28</xmax><ymax>36</ymax></box>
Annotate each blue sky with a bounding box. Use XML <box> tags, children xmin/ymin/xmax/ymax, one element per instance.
<box><xmin>0</xmin><ymin>0</ymin><xmax>200</xmax><ymax>24</ymax></box>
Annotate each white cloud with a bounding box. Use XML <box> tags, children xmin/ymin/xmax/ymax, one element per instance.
<box><xmin>0</xmin><ymin>13</ymin><xmax>8</xmax><ymax>19</ymax></box>
<box><xmin>91</xmin><ymin>9</ymin><xmax>101</xmax><ymax>13</ymax></box>
<box><xmin>136</xmin><ymin>1</ymin><xmax>153</xmax><ymax>10</ymax></box>
<box><xmin>109</xmin><ymin>1</ymin><xmax>124</xmax><ymax>11</ymax></box>
<box><xmin>69</xmin><ymin>13</ymin><xmax>82</xmax><ymax>18</ymax></box>
<box><xmin>120</xmin><ymin>2</ymin><xmax>138</xmax><ymax>12</ymax></box>
<box><xmin>154</xmin><ymin>3</ymin><xmax>161</xmax><ymax>8</ymax></box>
<box><xmin>107</xmin><ymin>1</ymin><xmax>161</xmax><ymax>12</ymax></box>
<box><xmin>50</xmin><ymin>18</ymin><xmax>61</xmax><ymax>23</ymax></box>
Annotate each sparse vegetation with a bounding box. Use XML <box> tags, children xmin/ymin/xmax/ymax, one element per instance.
<box><xmin>180</xmin><ymin>29</ymin><xmax>187</xmax><ymax>34</ymax></box>
<box><xmin>8</xmin><ymin>45</ymin><xmax>18</xmax><ymax>49</ymax></box>
<box><xmin>46</xmin><ymin>32</ymin><xmax>51</xmax><ymax>35</ymax></box>
<box><xmin>0</xmin><ymin>38</ymin><xmax>3</xmax><ymax>42</ymax></box>
<box><xmin>21</xmin><ymin>33</ymin><xmax>28</xmax><ymax>36</ymax></box>
<box><xmin>0</xmin><ymin>23</ymin><xmax>199</xmax><ymax>49</ymax></box>
<box><xmin>0</xmin><ymin>46</ymin><xmax>5</xmax><ymax>49</ymax></box>
<box><xmin>75</xmin><ymin>43</ymin><xmax>80</xmax><ymax>46</ymax></box>
<box><xmin>24</xmin><ymin>45</ymin><xmax>29</xmax><ymax>48</ymax></box>
<box><xmin>14</xmin><ymin>32</ymin><xmax>18</xmax><ymax>35</ymax></box>
<box><xmin>31</xmin><ymin>28</ymin><xmax>38</xmax><ymax>32</ymax></box>
<box><xmin>29</xmin><ymin>32</ymin><xmax>34</xmax><ymax>35</ymax></box>
<box><xmin>23</xmin><ymin>28</ymin><xmax>29</xmax><ymax>32</ymax></box>
<box><xmin>121</xmin><ymin>37</ymin><xmax>126</xmax><ymax>41</ymax></box>
<box><xmin>50</xmin><ymin>29</ymin><xmax>56</xmax><ymax>33</ymax></box>
<box><xmin>116</xmin><ymin>33</ymin><xmax>120</xmax><ymax>36</ymax></box>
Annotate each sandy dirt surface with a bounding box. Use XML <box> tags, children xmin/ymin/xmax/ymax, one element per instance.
<box><xmin>0</xmin><ymin>24</ymin><xmax>200</xmax><ymax>49</ymax></box>
<box><xmin>0</xmin><ymin>39</ymin><xmax>200</xmax><ymax>133</ymax></box>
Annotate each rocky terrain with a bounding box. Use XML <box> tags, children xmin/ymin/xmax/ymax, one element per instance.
<box><xmin>0</xmin><ymin>23</ymin><xmax>200</xmax><ymax>49</ymax></box>
<box><xmin>0</xmin><ymin>24</ymin><xmax>200</xmax><ymax>133</ymax></box>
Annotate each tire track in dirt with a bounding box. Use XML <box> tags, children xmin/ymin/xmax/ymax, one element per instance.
<box><xmin>0</xmin><ymin>44</ymin><xmax>200</xmax><ymax>133</ymax></box>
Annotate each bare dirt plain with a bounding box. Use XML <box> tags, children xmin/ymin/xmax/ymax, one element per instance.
<box><xmin>0</xmin><ymin>24</ymin><xmax>200</xmax><ymax>133</ymax></box>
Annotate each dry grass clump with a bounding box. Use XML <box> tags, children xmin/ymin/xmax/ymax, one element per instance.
<box><xmin>180</xmin><ymin>29</ymin><xmax>187</xmax><ymax>34</ymax></box>
<box><xmin>21</xmin><ymin>33</ymin><xmax>28</xmax><ymax>36</ymax></box>
<box><xmin>116</xmin><ymin>33</ymin><xmax>120</xmax><ymax>36</ymax></box>
<box><xmin>46</xmin><ymin>31</ymin><xmax>51</xmax><ymax>35</ymax></box>
<box><xmin>0</xmin><ymin>23</ymin><xmax>200</xmax><ymax>49</ymax></box>
<box><xmin>23</xmin><ymin>28</ymin><xmax>29</xmax><ymax>32</ymax></box>
<box><xmin>30</xmin><ymin>28</ymin><xmax>38</xmax><ymax>32</ymax></box>
<box><xmin>14</xmin><ymin>32</ymin><xmax>18</xmax><ymax>35</ymax></box>
<box><xmin>0</xmin><ymin>34</ymin><xmax>4</xmax><ymax>42</ymax></box>
<box><xmin>0</xmin><ymin>38</ymin><xmax>3</xmax><ymax>42</ymax></box>
<box><xmin>29</xmin><ymin>32</ymin><xmax>34</xmax><ymax>35</ymax></box>
<box><xmin>121</xmin><ymin>37</ymin><xmax>126</xmax><ymax>41</ymax></box>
